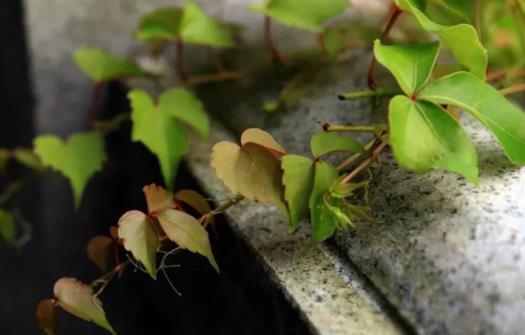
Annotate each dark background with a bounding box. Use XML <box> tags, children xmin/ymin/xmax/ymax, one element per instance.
<box><xmin>0</xmin><ymin>2</ymin><xmax>312</xmax><ymax>334</ymax></box>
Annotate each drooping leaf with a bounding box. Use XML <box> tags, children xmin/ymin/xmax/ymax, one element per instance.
<box><xmin>175</xmin><ymin>190</ymin><xmax>212</xmax><ymax>219</ymax></box>
<box><xmin>310</xmin><ymin>132</ymin><xmax>364</xmax><ymax>158</ymax></box>
<box><xmin>323</xmin><ymin>196</ymin><xmax>354</xmax><ymax>228</ymax></box>
<box><xmin>281</xmin><ymin>155</ymin><xmax>314</xmax><ymax>231</ymax></box>
<box><xmin>34</xmin><ymin>132</ymin><xmax>106</xmax><ymax>207</ymax></box>
<box><xmin>240</xmin><ymin>128</ymin><xmax>286</xmax><ymax>154</ymax></box>
<box><xmin>53</xmin><ymin>278</ymin><xmax>115</xmax><ymax>334</ymax></box>
<box><xmin>73</xmin><ymin>48</ymin><xmax>146</xmax><ymax>82</ymax></box>
<box><xmin>128</xmin><ymin>89</ymin><xmax>188</xmax><ymax>189</ymax></box>
<box><xmin>36</xmin><ymin>299</ymin><xmax>58</xmax><ymax>335</ymax></box>
<box><xmin>420</xmin><ymin>71</ymin><xmax>525</xmax><ymax>165</ymax></box>
<box><xmin>180</xmin><ymin>2</ymin><xmax>234</xmax><ymax>47</ymax></box>
<box><xmin>136</xmin><ymin>7</ymin><xmax>184</xmax><ymax>41</ymax></box>
<box><xmin>374</xmin><ymin>40</ymin><xmax>440</xmax><ymax>95</ymax></box>
<box><xmin>211</xmin><ymin>140</ymin><xmax>288</xmax><ymax>220</ymax></box>
<box><xmin>86</xmin><ymin>236</ymin><xmax>113</xmax><ymax>272</ymax></box>
<box><xmin>389</xmin><ymin>95</ymin><xmax>479</xmax><ymax>184</ymax></box>
<box><xmin>156</xmin><ymin>209</ymin><xmax>218</xmax><ymax>272</ymax></box>
<box><xmin>308</xmin><ymin>161</ymin><xmax>340</xmax><ymax>242</ymax></box>
<box><xmin>160</xmin><ymin>88</ymin><xmax>209</xmax><ymax>138</ymax></box>
<box><xmin>0</xmin><ymin>209</ymin><xmax>15</xmax><ymax>245</ymax></box>
<box><xmin>251</xmin><ymin>0</ymin><xmax>348</xmax><ymax>32</ymax></box>
<box><xmin>396</xmin><ymin>0</ymin><xmax>487</xmax><ymax>79</ymax></box>
<box><xmin>143</xmin><ymin>184</ymin><xmax>175</xmax><ymax>214</ymax></box>
<box><xmin>118</xmin><ymin>210</ymin><xmax>159</xmax><ymax>279</ymax></box>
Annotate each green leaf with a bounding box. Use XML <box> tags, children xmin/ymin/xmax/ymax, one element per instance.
<box><xmin>53</xmin><ymin>277</ymin><xmax>116</xmax><ymax>334</ymax></box>
<box><xmin>180</xmin><ymin>2</ymin><xmax>234</xmax><ymax>47</ymax></box>
<box><xmin>389</xmin><ymin>95</ymin><xmax>479</xmax><ymax>183</ymax></box>
<box><xmin>175</xmin><ymin>190</ymin><xmax>212</xmax><ymax>218</ymax></box>
<box><xmin>13</xmin><ymin>148</ymin><xmax>45</xmax><ymax>172</ymax></box>
<box><xmin>136</xmin><ymin>7</ymin><xmax>183</xmax><ymax>41</ymax></box>
<box><xmin>0</xmin><ymin>209</ymin><xmax>15</xmax><ymax>245</ymax></box>
<box><xmin>73</xmin><ymin>48</ymin><xmax>146</xmax><ymax>82</ymax></box>
<box><xmin>420</xmin><ymin>71</ymin><xmax>525</xmax><ymax>165</ymax></box>
<box><xmin>128</xmin><ymin>89</ymin><xmax>188</xmax><ymax>189</ymax></box>
<box><xmin>118</xmin><ymin>210</ymin><xmax>159</xmax><ymax>279</ymax></box>
<box><xmin>34</xmin><ymin>132</ymin><xmax>106</xmax><ymax>207</ymax></box>
<box><xmin>374</xmin><ymin>40</ymin><xmax>440</xmax><ymax>95</ymax></box>
<box><xmin>281</xmin><ymin>155</ymin><xmax>314</xmax><ymax>231</ymax></box>
<box><xmin>156</xmin><ymin>209</ymin><xmax>218</xmax><ymax>272</ymax></box>
<box><xmin>251</xmin><ymin>0</ymin><xmax>348</xmax><ymax>32</ymax></box>
<box><xmin>396</xmin><ymin>0</ymin><xmax>487</xmax><ymax>79</ymax></box>
<box><xmin>311</xmin><ymin>132</ymin><xmax>364</xmax><ymax>158</ymax></box>
<box><xmin>309</xmin><ymin>161</ymin><xmax>340</xmax><ymax>242</ymax></box>
<box><xmin>323</xmin><ymin>28</ymin><xmax>344</xmax><ymax>59</ymax></box>
<box><xmin>36</xmin><ymin>299</ymin><xmax>58</xmax><ymax>335</ymax></box>
<box><xmin>143</xmin><ymin>184</ymin><xmax>175</xmax><ymax>214</ymax></box>
<box><xmin>160</xmin><ymin>88</ymin><xmax>209</xmax><ymax>138</ymax></box>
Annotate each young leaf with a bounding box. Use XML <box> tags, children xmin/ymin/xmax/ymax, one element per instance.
<box><xmin>118</xmin><ymin>210</ymin><xmax>159</xmax><ymax>279</ymax></box>
<box><xmin>311</xmin><ymin>132</ymin><xmax>364</xmax><ymax>158</ymax></box>
<box><xmin>374</xmin><ymin>40</ymin><xmax>440</xmax><ymax>95</ymax></box>
<box><xmin>143</xmin><ymin>184</ymin><xmax>175</xmax><ymax>214</ymax></box>
<box><xmin>309</xmin><ymin>161</ymin><xmax>340</xmax><ymax>242</ymax></box>
<box><xmin>0</xmin><ymin>209</ymin><xmax>15</xmax><ymax>245</ymax></box>
<box><xmin>389</xmin><ymin>95</ymin><xmax>479</xmax><ymax>184</ymax></box>
<box><xmin>53</xmin><ymin>278</ymin><xmax>116</xmax><ymax>334</ymax></box>
<box><xmin>281</xmin><ymin>155</ymin><xmax>314</xmax><ymax>231</ymax></box>
<box><xmin>36</xmin><ymin>299</ymin><xmax>58</xmax><ymax>335</ymax></box>
<box><xmin>240</xmin><ymin>128</ymin><xmax>286</xmax><ymax>154</ymax></box>
<box><xmin>160</xmin><ymin>88</ymin><xmax>209</xmax><ymax>138</ymax></box>
<box><xmin>128</xmin><ymin>89</ymin><xmax>188</xmax><ymax>189</ymax></box>
<box><xmin>211</xmin><ymin>140</ymin><xmax>288</xmax><ymax>219</ymax></box>
<box><xmin>156</xmin><ymin>209</ymin><xmax>218</xmax><ymax>272</ymax></box>
<box><xmin>251</xmin><ymin>0</ymin><xmax>348</xmax><ymax>32</ymax></box>
<box><xmin>180</xmin><ymin>2</ymin><xmax>234</xmax><ymax>47</ymax></box>
<box><xmin>420</xmin><ymin>71</ymin><xmax>525</xmax><ymax>165</ymax></box>
<box><xmin>34</xmin><ymin>132</ymin><xmax>106</xmax><ymax>207</ymax></box>
<box><xmin>86</xmin><ymin>236</ymin><xmax>113</xmax><ymax>273</ymax></box>
<box><xmin>175</xmin><ymin>190</ymin><xmax>212</xmax><ymax>218</ymax></box>
<box><xmin>395</xmin><ymin>0</ymin><xmax>487</xmax><ymax>79</ymax></box>
<box><xmin>73</xmin><ymin>48</ymin><xmax>146</xmax><ymax>82</ymax></box>
<box><xmin>136</xmin><ymin>7</ymin><xmax>184</xmax><ymax>41</ymax></box>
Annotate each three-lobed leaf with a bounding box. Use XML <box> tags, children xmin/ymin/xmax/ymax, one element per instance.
<box><xmin>53</xmin><ymin>277</ymin><xmax>115</xmax><ymax>334</ymax></box>
<box><xmin>34</xmin><ymin>132</ymin><xmax>106</xmax><ymax>207</ymax></box>
<box><xmin>74</xmin><ymin>48</ymin><xmax>146</xmax><ymax>82</ymax></box>
<box><xmin>389</xmin><ymin>95</ymin><xmax>479</xmax><ymax>184</ymax></box>
<box><xmin>396</xmin><ymin>0</ymin><xmax>487</xmax><ymax>79</ymax></box>
<box><xmin>118</xmin><ymin>210</ymin><xmax>159</xmax><ymax>279</ymax></box>
<box><xmin>160</xmin><ymin>88</ymin><xmax>210</xmax><ymax>138</ymax></box>
<box><xmin>156</xmin><ymin>209</ymin><xmax>219</xmax><ymax>272</ymax></box>
<box><xmin>136</xmin><ymin>7</ymin><xmax>183</xmax><ymax>41</ymax></box>
<box><xmin>143</xmin><ymin>183</ymin><xmax>175</xmax><ymax>214</ymax></box>
<box><xmin>281</xmin><ymin>154</ymin><xmax>314</xmax><ymax>231</ymax></box>
<box><xmin>420</xmin><ymin>71</ymin><xmax>525</xmax><ymax>165</ymax></box>
<box><xmin>374</xmin><ymin>40</ymin><xmax>440</xmax><ymax>95</ymax></box>
<box><xmin>251</xmin><ymin>0</ymin><xmax>348</xmax><ymax>32</ymax></box>
<box><xmin>310</xmin><ymin>132</ymin><xmax>364</xmax><ymax>158</ymax></box>
<box><xmin>308</xmin><ymin>161</ymin><xmax>340</xmax><ymax>242</ymax></box>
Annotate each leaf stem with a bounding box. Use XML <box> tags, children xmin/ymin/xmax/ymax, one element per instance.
<box><xmin>367</xmin><ymin>4</ymin><xmax>403</xmax><ymax>90</ymax></box>
<box><xmin>500</xmin><ymin>82</ymin><xmax>525</xmax><ymax>96</ymax></box>
<box><xmin>90</xmin><ymin>82</ymin><xmax>105</xmax><ymax>127</ymax></box>
<box><xmin>264</xmin><ymin>16</ymin><xmax>282</xmax><ymax>63</ymax></box>
<box><xmin>207</xmin><ymin>46</ymin><xmax>226</xmax><ymax>73</ymax></box>
<box><xmin>340</xmin><ymin>140</ymin><xmax>388</xmax><ymax>184</ymax></box>
<box><xmin>187</xmin><ymin>71</ymin><xmax>244</xmax><ymax>86</ymax></box>
<box><xmin>322</xmin><ymin>123</ymin><xmax>387</xmax><ymax>133</ymax></box>
<box><xmin>176</xmin><ymin>38</ymin><xmax>189</xmax><ymax>82</ymax></box>
<box><xmin>336</xmin><ymin>137</ymin><xmax>379</xmax><ymax>172</ymax></box>
<box><xmin>338</xmin><ymin>89</ymin><xmax>397</xmax><ymax>101</ymax></box>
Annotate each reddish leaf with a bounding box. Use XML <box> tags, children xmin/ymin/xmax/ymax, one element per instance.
<box><xmin>143</xmin><ymin>184</ymin><xmax>175</xmax><ymax>214</ymax></box>
<box><xmin>86</xmin><ymin>236</ymin><xmax>113</xmax><ymax>272</ymax></box>
<box><xmin>36</xmin><ymin>299</ymin><xmax>58</xmax><ymax>335</ymax></box>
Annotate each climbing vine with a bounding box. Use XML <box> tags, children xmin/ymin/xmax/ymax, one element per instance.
<box><xmin>0</xmin><ymin>0</ymin><xmax>520</xmax><ymax>333</ymax></box>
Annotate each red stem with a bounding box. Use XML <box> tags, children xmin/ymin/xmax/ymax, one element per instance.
<box><xmin>90</xmin><ymin>82</ymin><xmax>104</xmax><ymax>126</ymax></box>
<box><xmin>367</xmin><ymin>5</ymin><xmax>403</xmax><ymax>90</ymax></box>
<box><xmin>264</xmin><ymin>16</ymin><xmax>282</xmax><ymax>63</ymax></box>
<box><xmin>176</xmin><ymin>38</ymin><xmax>189</xmax><ymax>82</ymax></box>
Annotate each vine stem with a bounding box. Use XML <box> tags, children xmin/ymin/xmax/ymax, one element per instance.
<box><xmin>336</xmin><ymin>137</ymin><xmax>379</xmax><ymax>172</ymax></box>
<box><xmin>367</xmin><ymin>4</ymin><xmax>403</xmax><ymax>90</ymax></box>
<box><xmin>207</xmin><ymin>46</ymin><xmax>226</xmax><ymax>72</ymax></box>
<box><xmin>90</xmin><ymin>82</ymin><xmax>104</xmax><ymax>126</ymax></box>
<box><xmin>176</xmin><ymin>38</ymin><xmax>189</xmax><ymax>82</ymax></box>
<box><xmin>338</xmin><ymin>89</ymin><xmax>397</xmax><ymax>101</ymax></box>
<box><xmin>340</xmin><ymin>140</ymin><xmax>388</xmax><ymax>184</ymax></box>
<box><xmin>264</xmin><ymin>16</ymin><xmax>282</xmax><ymax>63</ymax></box>
<box><xmin>187</xmin><ymin>71</ymin><xmax>244</xmax><ymax>86</ymax></box>
<box><xmin>322</xmin><ymin>123</ymin><xmax>387</xmax><ymax>133</ymax></box>
<box><xmin>500</xmin><ymin>82</ymin><xmax>525</xmax><ymax>96</ymax></box>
